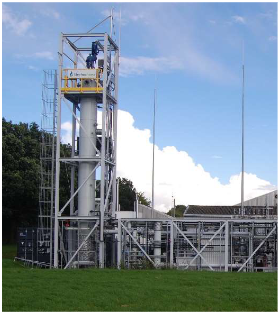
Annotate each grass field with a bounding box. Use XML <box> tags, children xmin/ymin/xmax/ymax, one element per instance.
<box><xmin>2</xmin><ymin>245</ymin><xmax>277</xmax><ymax>312</ymax></box>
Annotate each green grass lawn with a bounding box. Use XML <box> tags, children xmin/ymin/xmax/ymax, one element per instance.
<box><xmin>2</xmin><ymin>245</ymin><xmax>277</xmax><ymax>312</ymax></box>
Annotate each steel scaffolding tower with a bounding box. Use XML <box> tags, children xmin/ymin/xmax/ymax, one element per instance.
<box><xmin>53</xmin><ymin>32</ymin><xmax>119</xmax><ymax>268</ymax></box>
<box><xmin>38</xmin><ymin>70</ymin><xmax>57</xmax><ymax>267</ymax></box>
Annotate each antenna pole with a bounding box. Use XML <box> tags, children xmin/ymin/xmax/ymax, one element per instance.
<box><xmin>152</xmin><ymin>79</ymin><xmax>156</xmax><ymax>217</ymax></box>
<box><xmin>241</xmin><ymin>42</ymin><xmax>245</xmax><ymax>216</ymax></box>
<box><xmin>119</xmin><ymin>9</ymin><xmax>121</xmax><ymax>60</ymax></box>
<box><xmin>110</xmin><ymin>8</ymin><xmax>113</xmax><ymax>38</ymax></box>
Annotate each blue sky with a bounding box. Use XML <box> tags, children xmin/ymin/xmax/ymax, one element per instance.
<box><xmin>2</xmin><ymin>2</ymin><xmax>277</xmax><ymax>191</ymax></box>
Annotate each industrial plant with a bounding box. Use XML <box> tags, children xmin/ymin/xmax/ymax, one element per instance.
<box><xmin>16</xmin><ymin>20</ymin><xmax>277</xmax><ymax>272</ymax></box>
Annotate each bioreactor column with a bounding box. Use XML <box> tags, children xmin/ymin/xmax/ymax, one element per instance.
<box><xmin>78</xmin><ymin>96</ymin><xmax>97</xmax><ymax>217</ymax></box>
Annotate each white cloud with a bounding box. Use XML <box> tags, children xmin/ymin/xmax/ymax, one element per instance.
<box><xmin>118</xmin><ymin>6</ymin><xmax>237</xmax><ymax>83</ymax></box>
<box><xmin>40</xmin><ymin>8</ymin><xmax>60</xmax><ymax>20</ymax></box>
<box><xmin>34</xmin><ymin>51</ymin><xmax>54</xmax><ymax>60</ymax></box>
<box><xmin>232</xmin><ymin>15</ymin><xmax>246</xmax><ymax>24</ymax></box>
<box><xmin>15</xmin><ymin>51</ymin><xmax>55</xmax><ymax>61</ymax></box>
<box><xmin>2</xmin><ymin>4</ymin><xmax>32</xmax><ymax>36</ymax></box>
<box><xmin>61</xmin><ymin>122</ymin><xmax>72</xmax><ymax>144</ymax></box>
<box><xmin>101</xmin><ymin>9</ymin><xmax>146</xmax><ymax>27</ymax></box>
<box><xmin>268</xmin><ymin>36</ymin><xmax>277</xmax><ymax>41</ymax></box>
<box><xmin>258</xmin><ymin>11</ymin><xmax>274</xmax><ymax>20</ymax></box>
<box><xmin>119</xmin><ymin>56</ymin><xmax>181</xmax><ymax>77</ymax></box>
<box><xmin>61</xmin><ymin>110</ymin><xmax>276</xmax><ymax>212</ymax></box>
<box><xmin>61</xmin><ymin>121</ymin><xmax>80</xmax><ymax>145</ymax></box>
<box><xmin>28</xmin><ymin>65</ymin><xmax>39</xmax><ymax>71</ymax></box>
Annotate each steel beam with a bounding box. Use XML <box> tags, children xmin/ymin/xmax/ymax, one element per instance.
<box><xmin>54</xmin><ymin>33</ymin><xmax>63</xmax><ymax>268</ymax></box>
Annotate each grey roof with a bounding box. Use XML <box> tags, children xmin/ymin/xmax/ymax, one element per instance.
<box><xmin>184</xmin><ymin>205</ymin><xmax>277</xmax><ymax>216</ymax></box>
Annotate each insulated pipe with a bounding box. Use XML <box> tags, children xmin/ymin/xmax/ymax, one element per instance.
<box><xmin>77</xmin><ymin>80</ymin><xmax>97</xmax><ymax>264</ymax></box>
<box><xmin>154</xmin><ymin>222</ymin><xmax>161</xmax><ymax>267</ymax></box>
<box><xmin>78</xmin><ymin>94</ymin><xmax>97</xmax><ymax>217</ymax></box>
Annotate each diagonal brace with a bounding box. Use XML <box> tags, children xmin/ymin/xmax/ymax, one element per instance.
<box><xmin>185</xmin><ymin>222</ymin><xmax>226</xmax><ymax>270</ymax></box>
<box><xmin>59</xmin><ymin>162</ymin><xmax>100</xmax><ymax>215</ymax></box>
<box><xmin>64</xmin><ymin>221</ymin><xmax>99</xmax><ymax>269</ymax></box>
<box><xmin>121</xmin><ymin>222</ymin><xmax>156</xmax><ymax>268</ymax></box>
<box><xmin>173</xmin><ymin>222</ymin><xmax>214</xmax><ymax>271</ymax></box>
<box><xmin>238</xmin><ymin>225</ymin><xmax>276</xmax><ymax>272</ymax></box>
<box><xmin>104</xmin><ymin>168</ymin><xmax>115</xmax><ymax>212</ymax></box>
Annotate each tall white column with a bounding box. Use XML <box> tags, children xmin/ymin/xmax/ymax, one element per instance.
<box><xmin>78</xmin><ymin>97</ymin><xmax>97</xmax><ymax>216</ymax></box>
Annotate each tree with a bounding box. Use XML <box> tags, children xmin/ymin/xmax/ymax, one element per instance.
<box><xmin>118</xmin><ymin>177</ymin><xmax>151</xmax><ymax>211</ymax></box>
<box><xmin>2</xmin><ymin>118</ymin><xmax>74</xmax><ymax>243</ymax></box>
<box><xmin>137</xmin><ymin>191</ymin><xmax>151</xmax><ymax>207</ymax></box>
<box><xmin>167</xmin><ymin>205</ymin><xmax>187</xmax><ymax>217</ymax></box>
<box><xmin>2</xmin><ymin>119</ymin><xmax>41</xmax><ymax>243</ymax></box>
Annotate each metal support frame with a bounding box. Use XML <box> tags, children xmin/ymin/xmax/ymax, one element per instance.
<box><xmin>38</xmin><ymin>69</ymin><xmax>57</xmax><ymax>268</ymax></box>
<box><xmin>173</xmin><ymin>222</ymin><xmax>215</xmax><ymax>271</ymax></box>
<box><xmin>184</xmin><ymin>222</ymin><xmax>226</xmax><ymax>270</ymax></box>
<box><xmin>121</xmin><ymin>221</ymin><xmax>156</xmax><ymax>267</ymax></box>
<box><xmin>238</xmin><ymin>225</ymin><xmax>276</xmax><ymax>272</ymax></box>
<box><xmin>64</xmin><ymin>221</ymin><xmax>99</xmax><ymax>269</ymax></box>
<box><xmin>116</xmin><ymin>218</ymin><xmax>277</xmax><ymax>272</ymax></box>
<box><xmin>53</xmin><ymin>29</ymin><xmax>119</xmax><ymax>269</ymax></box>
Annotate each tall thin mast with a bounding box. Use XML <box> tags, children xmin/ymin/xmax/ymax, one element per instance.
<box><xmin>152</xmin><ymin>81</ymin><xmax>156</xmax><ymax>217</ymax></box>
<box><xmin>241</xmin><ymin>43</ymin><xmax>245</xmax><ymax>215</ymax></box>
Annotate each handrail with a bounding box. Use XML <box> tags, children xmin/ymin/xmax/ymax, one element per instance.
<box><xmin>61</xmin><ymin>68</ymin><xmax>103</xmax><ymax>93</ymax></box>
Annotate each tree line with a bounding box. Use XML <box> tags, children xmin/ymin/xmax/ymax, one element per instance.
<box><xmin>2</xmin><ymin>118</ymin><xmax>152</xmax><ymax>243</ymax></box>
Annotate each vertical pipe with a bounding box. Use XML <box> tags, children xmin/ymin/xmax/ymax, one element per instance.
<box><xmin>136</xmin><ymin>197</ymin><xmax>139</xmax><ymax>218</ymax></box>
<box><xmin>151</xmin><ymin>85</ymin><xmax>156</xmax><ymax>218</ymax></box>
<box><xmin>154</xmin><ymin>222</ymin><xmax>161</xmax><ymax>267</ymax></box>
<box><xmin>50</xmin><ymin>69</ymin><xmax>57</xmax><ymax>268</ymax></box>
<box><xmin>78</xmin><ymin>97</ymin><xmax>97</xmax><ymax>216</ymax></box>
<box><xmin>117</xmin><ymin>218</ymin><xmax>122</xmax><ymax>269</ymax></box>
<box><xmin>241</xmin><ymin>45</ymin><xmax>245</xmax><ymax>216</ymax></box>
<box><xmin>99</xmin><ymin>33</ymin><xmax>108</xmax><ymax>268</ymax></box>
<box><xmin>170</xmin><ymin>221</ymin><xmax>174</xmax><ymax>268</ymax></box>
<box><xmin>112</xmin><ymin>49</ymin><xmax>119</xmax><ymax>217</ymax></box>
<box><xmin>54</xmin><ymin>33</ymin><xmax>63</xmax><ymax>268</ymax></box>
<box><xmin>225</xmin><ymin>221</ymin><xmax>229</xmax><ymax>272</ymax></box>
<box><xmin>70</xmin><ymin>103</ymin><xmax>76</xmax><ymax>216</ymax></box>
<box><xmin>116</xmin><ymin>178</ymin><xmax>119</xmax><ymax>212</ymax></box>
<box><xmin>70</xmin><ymin>52</ymin><xmax>78</xmax><ymax>216</ymax></box>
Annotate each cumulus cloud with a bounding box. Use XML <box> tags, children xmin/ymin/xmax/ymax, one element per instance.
<box><xmin>2</xmin><ymin>4</ymin><xmax>32</xmax><ymax>36</ymax></box>
<box><xmin>61</xmin><ymin>110</ymin><xmax>276</xmax><ymax>212</ymax></box>
<box><xmin>232</xmin><ymin>15</ymin><xmax>246</xmax><ymax>24</ymax></box>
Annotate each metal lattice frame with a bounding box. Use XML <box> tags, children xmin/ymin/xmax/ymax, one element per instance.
<box><xmin>53</xmin><ymin>32</ymin><xmax>119</xmax><ymax>268</ymax></box>
<box><xmin>116</xmin><ymin>218</ymin><xmax>277</xmax><ymax>272</ymax></box>
<box><xmin>38</xmin><ymin>70</ymin><xmax>57</xmax><ymax>267</ymax></box>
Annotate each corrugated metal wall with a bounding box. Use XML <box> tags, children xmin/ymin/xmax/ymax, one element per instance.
<box><xmin>235</xmin><ymin>190</ymin><xmax>277</xmax><ymax>207</ymax></box>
